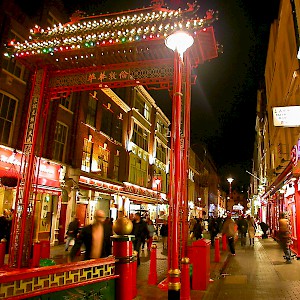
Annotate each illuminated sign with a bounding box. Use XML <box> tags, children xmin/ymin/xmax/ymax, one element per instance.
<box><xmin>273</xmin><ymin>106</ymin><xmax>300</xmax><ymax>127</ymax></box>
<box><xmin>0</xmin><ymin>146</ymin><xmax>60</xmax><ymax>187</ymax></box>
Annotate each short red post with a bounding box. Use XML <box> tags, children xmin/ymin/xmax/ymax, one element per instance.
<box><xmin>111</xmin><ymin>235</ymin><xmax>135</xmax><ymax>300</ymax></box>
<box><xmin>189</xmin><ymin>239</ymin><xmax>211</xmax><ymax>290</ymax></box>
<box><xmin>222</xmin><ymin>234</ymin><xmax>227</xmax><ymax>251</ymax></box>
<box><xmin>132</xmin><ymin>250</ymin><xmax>138</xmax><ymax>299</ymax></box>
<box><xmin>0</xmin><ymin>239</ymin><xmax>6</xmax><ymax>267</ymax></box>
<box><xmin>214</xmin><ymin>237</ymin><xmax>220</xmax><ymax>262</ymax></box>
<box><xmin>40</xmin><ymin>240</ymin><xmax>50</xmax><ymax>259</ymax></box>
<box><xmin>148</xmin><ymin>244</ymin><xmax>157</xmax><ymax>285</ymax></box>
<box><xmin>31</xmin><ymin>241</ymin><xmax>41</xmax><ymax>267</ymax></box>
<box><xmin>180</xmin><ymin>257</ymin><xmax>191</xmax><ymax>300</ymax></box>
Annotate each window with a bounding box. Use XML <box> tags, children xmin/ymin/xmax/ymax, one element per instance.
<box><xmin>0</xmin><ymin>92</ymin><xmax>17</xmax><ymax>145</ymax></box>
<box><xmin>129</xmin><ymin>155</ymin><xmax>147</xmax><ymax>186</ymax></box>
<box><xmin>100</xmin><ymin>104</ymin><xmax>123</xmax><ymax>142</ymax></box>
<box><xmin>52</xmin><ymin>122</ymin><xmax>68</xmax><ymax>161</ymax></box>
<box><xmin>156</xmin><ymin>119</ymin><xmax>167</xmax><ymax>136</ymax></box>
<box><xmin>132</xmin><ymin>123</ymin><xmax>148</xmax><ymax>151</ymax></box>
<box><xmin>113</xmin><ymin>151</ymin><xmax>120</xmax><ymax>180</ymax></box>
<box><xmin>101</xmin><ymin>104</ymin><xmax>113</xmax><ymax>135</ymax></box>
<box><xmin>113</xmin><ymin>116</ymin><xmax>123</xmax><ymax>143</ymax></box>
<box><xmin>81</xmin><ymin>138</ymin><xmax>93</xmax><ymax>172</ymax></box>
<box><xmin>59</xmin><ymin>93</ymin><xmax>72</xmax><ymax>110</ymax></box>
<box><xmin>134</xmin><ymin>92</ymin><xmax>151</xmax><ymax>121</ymax></box>
<box><xmin>96</xmin><ymin>146</ymin><xmax>109</xmax><ymax>178</ymax></box>
<box><xmin>3</xmin><ymin>30</ymin><xmax>26</xmax><ymax>80</ymax></box>
<box><xmin>86</xmin><ymin>94</ymin><xmax>97</xmax><ymax>127</ymax></box>
<box><xmin>156</xmin><ymin>142</ymin><xmax>166</xmax><ymax>163</ymax></box>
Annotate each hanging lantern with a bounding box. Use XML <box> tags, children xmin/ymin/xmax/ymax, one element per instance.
<box><xmin>0</xmin><ymin>165</ymin><xmax>20</xmax><ymax>188</ymax></box>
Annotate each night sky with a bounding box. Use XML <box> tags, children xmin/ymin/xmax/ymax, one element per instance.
<box><xmin>60</xmin><ymin>0</ymin><xmax>280</xmax><ymax>192</ymax></box>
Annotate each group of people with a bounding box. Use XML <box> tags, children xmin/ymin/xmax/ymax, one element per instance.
<box><xmin>66</xmin><ymin>209</ymin><xmax>291</xmax><ymax>265</ymax></box>
<box><xmin>66</xmin><ymin>210</ymin><xmax>168</xmax><ymax>266</ymax></box>
<box><xmin>189</xmin><ymin>213</ymin><xmax>268</xmax><ymax>257</ymax></box>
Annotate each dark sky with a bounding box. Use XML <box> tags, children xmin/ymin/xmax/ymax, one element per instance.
<box><xmin>61</xmin><ymin>0</ymin><xmax>280</xmax><ymax>192</ymax></box>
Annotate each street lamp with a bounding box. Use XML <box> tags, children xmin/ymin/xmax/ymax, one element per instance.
<box><xmin>165</xmin><ymin>31</ymin><xmax>194</xmax><ymax>300</ymax></box>
<box><xmin>227</xmin><ymin>177</ymin><xmax>234</xmax><ymax>211</ymax></box>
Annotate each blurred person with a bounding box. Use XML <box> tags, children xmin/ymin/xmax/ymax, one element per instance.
<box><xmin>208</xmin><ymin>216</ymin><xmax>219</xmax><ymax>246</ymax></box>
<box><xmin>222</xmin><ymin>213</ymin><xmax>236</xmax><ymax>255</ymax></box>
<box><xmin>247</xmin><ymin>215</ymin><xmax>257</xmax><ymax>246</ymax></box>
<box><xmin>131</xmin><ymin>212</ymin><xmax>149</xmax><ymax>265</ymax></box>
<box><xmin>160</xmin><ymin>219</ymin><xmax>168</xmax><ymax>250</ymax></box>
<box><xmin>65</xmin><ymin>217</ymin><xmax>80</xmax><ymax>251</ymax></box>
<box><xmin>278</xmin><ymin>212</ymin><xmax>292</xmax><ymax>263</ymax></box>
<box><xmin>146</xmin><ymin>219</ymin><xmax>156</xmax><ymax>250</ymax></box>
<box><xmin>193</xmin><ymin>218</ymin><xmax>203</xmax><ymax>240</ymax></box>
<box><xmin>70</xmin><ymin>210</ymin><xmax>112</xmax><ymax>261</ymax></box>
<box><xmin>237</xmin><ymin>215</ymin><xmax>248</xmax><ymax>246</ymax></box>
<box><xmin>259</xmin><ymin>221</ymin><xmax>269</xmax><ymax>239</ymax></box>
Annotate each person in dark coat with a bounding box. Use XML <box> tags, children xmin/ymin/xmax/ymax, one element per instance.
<box><xmin>193</xmin><ymin>218</ymin><xmax>203</xmax><ymax>240</ymax></box>
<box><xmin>160</xmin><ymin>219</ymin><xmax>168</xmax><ymax>249</ymax></box>
<box><xmin>131</xmin><ymin>212</ymin><xmax>149</xmax><ymax>265</ymax></box>
<box><xmin>237</xmin><ymin>215</ymin><xmax>248</xmax><ymax>246</ymax></box>
<box><xmin>260</xmin><ymin>221</ymin><xmax>269</xmax><ymax>239</ymax></box>
<box><xmin>208</xmin><ymin>216</ymin><xmax>219</xmax><ymax>246</ymax></box>
<box><xmin>70</xmin><ymin>210</ymin><xmax>112</xmax><ymax>261</ymax></box>
<box><xmin>65</xmin><ymin>217</ymin><xmax>80</xmax><ymax>251</ymax></box>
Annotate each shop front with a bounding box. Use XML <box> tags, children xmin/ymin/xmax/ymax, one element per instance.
<box><xmin>0</xmin><ymin>145</ymin><xmax>62</xmax><ymax>245</ymax></box>
<box><xmin>263</xmin><ymin>139</ymin><xmax>300</xmax><ymax>256</ymax></box>
<box><xmin>77</xmin><ymin>175</ymin><xmax>123</xmax><ymax>226</ymax></box>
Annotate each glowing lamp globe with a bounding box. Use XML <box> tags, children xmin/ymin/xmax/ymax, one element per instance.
<box><xmin>165</xmin><ymin>31</ymin><xmax>194</xmax><ymax>55</ymax></box>
<box><xmin>113</xmin><ymin>216</ymin><xmax>133</xmax><ymax>235</ymax></box>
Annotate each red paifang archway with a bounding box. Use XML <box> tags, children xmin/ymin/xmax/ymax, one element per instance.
<box><xmin>7</xmin><ymin>1</ymin><xmax>219</xmax><ymax>296</ymax></box>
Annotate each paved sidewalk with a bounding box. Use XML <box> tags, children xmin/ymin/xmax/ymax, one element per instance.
<box><xmin>203</xmin><ymin>237</ymin><xmax>300</xmax><ymax>300</ymax></box>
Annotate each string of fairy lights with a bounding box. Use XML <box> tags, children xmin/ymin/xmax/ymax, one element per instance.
<box><xmin>4</xmin><ymin>8</ymin><xmax>216</xmax><ymax>60</ymax></box>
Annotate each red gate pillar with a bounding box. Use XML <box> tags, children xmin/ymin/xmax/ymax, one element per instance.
<box><xmin>9</xmin><ymin>68</ymin><xmax>49</xmax><ymax>268</ymax></box>
<box><xmin>111</xmin><ymin>235</ymin><xmax>135</xmax><ymax>300</ymax></box>
<box><xmin>167</xmin><ymin>49</ymin><xmax>182</xmax><ymax>300</ymax></box>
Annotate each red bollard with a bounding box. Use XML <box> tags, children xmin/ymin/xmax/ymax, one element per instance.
<box><xmin>40</xmin><ymin>240</ymin><xmax>50</xmax><ymax>259</ymax></box>
<box><xmin>148</xmin><ymin>244</ymin><xmax>157</xmax><ymax>285</ymax></box>
<box><xmin>214</xmin><ymin>237</ymin><xmax>220</xmax><ymax>262</ymax></box>
<box><xmin>180</xmin><ymin>257</ymin><xmax>191</xmax><ymax>300</ymax></box>
<box><xmin>0</xmin><ymin>239</ymin><xmax>6</xmax><ymax>267</ymax></box>
<box><xmin>190</xmin><ymin>239</ymin><xmax>211</xmax><ymax>290</ymax></box>
<box><xmin>111</xmin><ymin>235</ymin><xmax>135</xmax><ymax>300</ymax></box>
<box><xmin>31</xmin><ymin>241</ymin><xmax>41</xmax><ymax>267</ymax></box>
<box><xmin>222</xmin><ymin>234</ymin><xmax>227</xmax><ymax>251</ymax></box>
<box><xmin>132</xmin><ymin>250</ymin><xmax>138</xmax><ymax>299</ymax></box>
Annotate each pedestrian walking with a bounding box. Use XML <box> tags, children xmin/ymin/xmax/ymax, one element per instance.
<box><xmin>259</xmin><ymin>221</ymin><xmax>269</xmax><ymax>239</ymax></box>
<box><xmin>160</xmin><ymin>219</ymin><xmax>168</xmax><ymax>250</ymax></box>
<box><xmin>278</xmin><ymin>212</ymin><xmax>292</xmax><ymax>263</ymax></box>
<box><xmin>193</xmin><ymin>218</ymin><xmax>203</xmax><ymax>240</ymax></box>
<box><xmin>237</xmin><ymin>215</ymin><xmax>248</xmax><ymax>246</ymax></box>
<box><xmin>131</xmin><ymin>212</ymin><xmax>149</xmax><ymax>265</ymax></box>
<box><xmin>146</xmin><ymin>219</ymin><xmax>156</xmax><ymax>250</ymax></box>
<box><xmin>208</xmin><ymin>216</ymin><xmax>219</xmax><ymax>246</ymax></box>
<box><xmin>222</xmin><ymin>213</ymin><xmax>236</xmax><ymax>255</ymax></box>
<box><xmin>247</xmin><ymin>215</ymin><xmax>256</xmax><ymax>246</ymax></box>
<box><xmin>65</xmin><ymin>217</ymin><xmax>80</xmax><ymax>251</ymax></box>
<box><xmin>70</xmin><ymin>210</ymin><xmax>112</xmax><ymax>261</ymax></box>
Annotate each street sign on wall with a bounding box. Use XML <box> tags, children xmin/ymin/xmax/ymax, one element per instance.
<box><xmin>273</xmin><ymin>106</ymin><xmax>300</xmax><ymax>127</ymax></box>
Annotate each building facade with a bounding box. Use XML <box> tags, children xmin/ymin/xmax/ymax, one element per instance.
<box><xmin>251</xmin><ymin>0</ymin><xmax>300</xmax><ymax>256</ymax></box>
